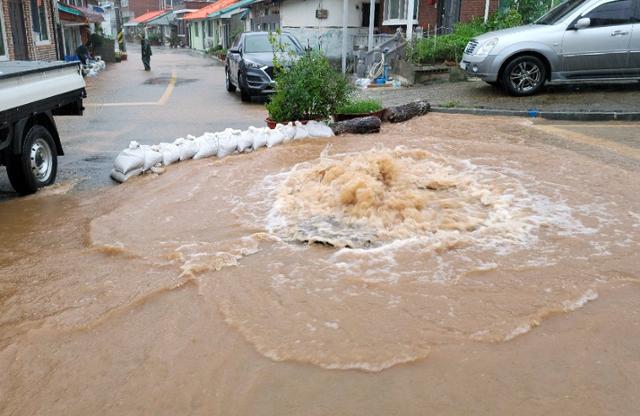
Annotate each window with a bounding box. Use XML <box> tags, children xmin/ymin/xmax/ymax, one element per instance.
<box><xmin>0</xmin><ymin>0</ymin><xmax>8</xmax><ymax>60</ymax></box>
<box><xmin>383</xmin><ymin>0</ymin><xmax>418</xmax><ymax>25</ymax></box>
<box><xmin>583</xmin><ymin>0</ymin><xmax>632</xmax><ymax>26</ymax></box>
<box><xmin>31</xmin><ymin>0</ymin><xmax>49</xmax><ymax>43</ymax></box>
<box><xmin>536</xmin><ymin>0</ymin><xmax>587</xmax><ymax>24</ymax></box>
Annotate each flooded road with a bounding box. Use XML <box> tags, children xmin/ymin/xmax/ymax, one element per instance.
<box><xmin>1</xmin><ymin>114</ymin><xmax>640</xmax><ymax>415</ymax></box>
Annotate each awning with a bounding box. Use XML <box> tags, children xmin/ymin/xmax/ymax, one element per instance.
<box><xmin>209</xmin><ymin>0</ymin><xmax>256</xmax><ymax>19</ymax></box>
<box><xmin>57</xmin><ymin>2</ymin><xmax>104</xmax><ymax>23</ymax></box>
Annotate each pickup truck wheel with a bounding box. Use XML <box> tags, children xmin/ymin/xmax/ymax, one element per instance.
<box><xmin>225</xmin><ymin>68</ymin><xmax>236</xmax><ymax>92</ymax></box>
<box><xmin>6</xmin><ymin>125</ymin><xmax>57</xmax><ymax>195</ymax></box>
<box><xmin>501</xmin><ymin>55</ymin><xmax>546</xmax><ymax>97</ymax></box>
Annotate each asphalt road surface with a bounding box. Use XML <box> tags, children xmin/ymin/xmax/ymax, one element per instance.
<box><xmin>0</xmin><ymin>46</ymin><xmax>638</xmax><ymax>201</ymax></box>
<box><xmin>0</xmin><ymin>45</ymin><xmax>267</xmax><ymax>200</ymax></box>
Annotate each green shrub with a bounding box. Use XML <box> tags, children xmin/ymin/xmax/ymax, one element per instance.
<box><xmin>410</xmin><ymin>10</ymin><xmax>524</xmax><ymax>64</ymax></box>
<box><xmin>336</xmin><ymin>99</ymin><xmax>383</xmax><ymax>114</ymax></box>
<box><xmin>266</xmin><ymin>50</ymin><xmax>353</xmax><ymax>122</ymax></box>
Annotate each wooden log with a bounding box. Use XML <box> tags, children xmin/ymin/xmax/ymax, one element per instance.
<box><xmin>331</xmin><ymin>116</ymin><xmax>382</xmax><ymax>135</ymax></box>
<box><xmin>383</xmin><ymin>100</ymin><xmax>431</xmax><ymax>123</ymax></box>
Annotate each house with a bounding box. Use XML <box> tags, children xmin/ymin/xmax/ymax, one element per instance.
<box><xmin>184</xmin><ymin>0</ymin><xmax>242</xmax><ymax>52</ymax></box>
<box><xmin>1</xmin><ymin>0</ymin><xmax>60</xmax><ymax>61</ymax></box>
<box><xmin>57</xmin><ymin>1</ymin><xmax>105</xmax><ymax>59</ymax></box>
<box><xmin>124</xmin><ymin>9</ymin><xmax>175</xmax><ymax>42</ymax></box>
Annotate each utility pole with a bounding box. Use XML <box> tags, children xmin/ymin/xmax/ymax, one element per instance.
<box><xmin>115</xmin><ymin>0</ymin><xmax>126</xmax><ymax>52</ymax></box>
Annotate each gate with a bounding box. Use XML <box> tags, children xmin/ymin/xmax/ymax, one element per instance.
<box><xmin>8</xmin><ymin>0</ymin><xmax>28</xmax><ymax>60</ymax></box>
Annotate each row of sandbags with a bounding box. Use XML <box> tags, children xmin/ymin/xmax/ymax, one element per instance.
<box><xmin>84</xmin><ymin>59</ymin><xmax>106</xmax><ymax>78</ymax></box>
<box><xmin>111</xmin><ymin>121</ymin><xmax>334</xmax><ymax>183</ymax></box>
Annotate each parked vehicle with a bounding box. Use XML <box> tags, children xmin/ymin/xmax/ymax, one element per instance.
<box><xmin>0</xmin><ymin>61</ymin><xmax>86</xmax><ymax>195</ymax></box>
<box><xmin>225</xmin><ymin>32</ymin><xmax>304</xmax><ymax>102</ymax></box>
<box><xmin>460</xmin><ymin>0</ymin><xmax>640</xmax><ymax>96</ymax></box>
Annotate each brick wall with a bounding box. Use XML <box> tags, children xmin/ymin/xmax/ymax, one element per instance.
<box><xmin>1</xmin><ymin>0</ymin><xmax>58</xmax><ymax>61</ymax></box>
<box><xmin>381</xmin><ymin>0</ymin><xmax>499</xmax><ymax>33</ymax></box>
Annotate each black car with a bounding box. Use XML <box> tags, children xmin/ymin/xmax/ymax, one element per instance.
<box><xmin>225</xmin><ymin>32</ymin><xmax>304</xmax><ymax>102</ymax></box>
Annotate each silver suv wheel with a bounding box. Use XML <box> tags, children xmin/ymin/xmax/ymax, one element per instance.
<box><xmin>501</xmin><ymin>55</ymin><xmax>547</xmax><ymax>97</ymax></box>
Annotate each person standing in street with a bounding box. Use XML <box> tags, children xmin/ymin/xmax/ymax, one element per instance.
<box><xmin>141</xmin><ymin>33</ymin><xmax>152</xmax><ymax>71</ymax></box>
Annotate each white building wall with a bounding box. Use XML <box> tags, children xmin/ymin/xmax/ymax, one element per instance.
<box><xmin>279</xmin><ymin>0</ymin><xmax>369</xmax><ymax>61</ymax></box>
<box><xmin>279</xmin><ymin>0</ymin><xmax>365</xmax><ymax>27</ymax></box>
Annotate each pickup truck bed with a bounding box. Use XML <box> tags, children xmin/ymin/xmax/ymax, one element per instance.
<box><xmin>0</xmin><ymin>61</ymin><xmax>86</xmax><ymax>195</ymax></box>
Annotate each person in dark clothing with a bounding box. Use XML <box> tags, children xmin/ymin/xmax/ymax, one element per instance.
<box><xmin>76</xmin><ymin>43</ymin><xmax>91</xmax><ymax>65</ymax></box>
<box><xmin>141</xmin><ymin>33</ymin><xmax>152</xmax><ymax>71</ymax></box>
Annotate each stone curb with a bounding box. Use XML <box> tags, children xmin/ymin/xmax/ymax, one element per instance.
<box><xmin>430</xmin><ymin>106</ymin><xmax>640</xmax><ymax>122</ymax></box>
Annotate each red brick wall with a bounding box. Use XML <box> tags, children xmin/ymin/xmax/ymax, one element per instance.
<box><xmin>2</xmin><ymin>0</ymin><xmax>58</xmax><ymax>61</ymax></box>
<box><xmin>126</xmin><ymin>0</ymin><xmax>163</xmax><ymax>18</ymax></box>
<box><xmin>381</xmin><ymin>0</ymin><xmax>499</xmax><ymax>33</ymax></box>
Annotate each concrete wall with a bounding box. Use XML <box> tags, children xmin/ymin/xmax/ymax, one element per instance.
<box><xmin>280</xmin><ymin>0</ymin><xmax>366</xmax><ymax>28</ymax></box>
<box><xmin>189</xmin><ymin>19</ymin><xmax>217</xmax><ymax>51</ymax></box>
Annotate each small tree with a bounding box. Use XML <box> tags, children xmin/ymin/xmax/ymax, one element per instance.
<box><xmin>266</xmin><ymin>49</ymin><xmax>353</xmax><ymax>122</ymax></box>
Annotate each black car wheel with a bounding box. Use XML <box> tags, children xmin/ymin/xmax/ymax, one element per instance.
<box><xmin>239</xmin><ymin>72</ymin><xmax>251</xmax><ymax>102</ymax></box>
<box><xmin>501</xmin><ymin>55</ymin><xmax>546</xmax><ymax>97</ymax></box>
<box><xmin>225</xmin><ymin>67</ymin><xmax>236</xmax><ymax>92</ymax></box>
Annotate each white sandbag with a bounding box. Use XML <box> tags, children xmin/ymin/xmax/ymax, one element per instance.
<box><xmin>251</xmin><ymin>127</ymin><xmax>267</xmax><ymax>150</ymax></box>
<box><xmin>276</xmin><ymin>122</ymin><xmax>296</xmax><ymax>143</ymax></box>
<box><xmin>158</xmin><ymin>142</ymin><xmax>180</xmax><ymax>166</ymax></box>
<box><xmin>237</xmin><ymin>129</ymin><xmax>255</xmax><ymax>153</ymax></box>
<box><xmin>293</xmin><ymin>122</ymin><xmax>310</xmax><ymax>140</ymax></box>
<box><xmin>266</xmin><ymin>128</ymin><xmax>285</xmax><ymax>148</ymax></box>
<box><xmin>141</xmin><ymin>145</ymin><xmax>163</xmax><ymax>171</ymax></box>
<box><xmin>110</xmin><ymin>167</ymin><xmax>143</xmax><ymax>183</ymax></box>
<box><xmin>113</xmin><ymin>143</ymin><xmax>145</xmax><ymax>174</ymax></box>
<box><xmin>193</xmin><ymin>133</ymin><xmax>219</xmax><ymax>160</ymax></box>
<box><xmin>217</xmin><ymin>132</ymin><xmax>238</xmax><ymax>157</ymax></box>
<box><xmin>305</xmin><ymin>120</ymin><xmax>334</xmax><ymax>138</ymax></box>
<box><xmin>176</xmin><ymin>136</ymin><xmax>198</xmax><ymax>161</ymax></box>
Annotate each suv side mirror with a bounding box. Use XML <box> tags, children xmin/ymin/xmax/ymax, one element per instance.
<box><xmin>574</xmin><ymin>17</ymin><xmax>591</xmax><ymax>30</ymax></box>
<box><xmin>228</xmin><ymin>48</ymin><xmax>240</xmax><ymax>54</ymax></box>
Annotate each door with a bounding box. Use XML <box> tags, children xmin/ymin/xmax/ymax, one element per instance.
<box><xmin>630</xmin><ymin>0</ymin><xmax>640</xmax><ymax>72</ymax></box>
<box><xmin>437</xmin><ymin>0</ymin><xmax>461</xmax><ymax>34</ymax></box>
<box><xmin>8</xmin><ymin>0</ymin><xmax>28</xmax><ymax>60</ymax></box>
<box><xmin>561</xmin><ymin>0</ymin><xmax>634</xmax><ymax>76</ymax></box>
<box><xmin>227</xmin><ymin>34</ymin><xmax>242</xmax><ymax>85</ymax></box>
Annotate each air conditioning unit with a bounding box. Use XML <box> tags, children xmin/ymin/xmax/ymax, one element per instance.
<box><xmin>315</xmin><ymin>9</ymin><xmax>328</xmax><ymax>19</ymax></box>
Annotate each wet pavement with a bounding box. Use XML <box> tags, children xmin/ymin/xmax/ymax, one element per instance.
<box><xmin>1</xmin><ymin>47</ymin><xmax>640</xmax><ymax>416</ymax></box>
<box><xmin>0</xmin><ymin>45</ymin><xmax>267</xmax><ymax>199</ymax></box>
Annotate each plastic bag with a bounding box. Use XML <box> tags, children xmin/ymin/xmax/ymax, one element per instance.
<box><xmin>237</xmin><ymin>129</ymin><xmax>255</xmax><ymax>153</ymax></box>
<box><xmin>217</xmin><ymin>132</ymin><xmax>238</xmax><ymax>157</ymax></box>
<box><xmin>193</xmin><ymin>133</ymin><xmax>219</xmax><ymax>160</ymax></box>
<box><xmin>176</xmin><ymin>136</ymin><xmax>198</xmax><ymax>161</ymax></box>
<box><xmin>110</xmin><ymin>167</ymin><xmax>143</xmax><ymax>183</ymax></box>
<box><xmin>113</xmin><ymin>142</ymin><xmax>145</xmax><ymax>174</ymax></box>
<box><xmin>141</xmin><ymin>145</ymin><xmax>163</xmax><ymax>171</ymax></box>
<box><xmin>251</xmin><ymin>127</ymin><xmax>267</xmax><ymax>150</ymax></box>
<box><xmin>293</xmin><ymin>121</ymin><xmax>310</xmax><ymax>140</ymax></box>
<box><xmin>158</xmin><ymin>142</ymin><xmax>180</xmax><ymax>166</ymax></box>
<box><xmin>276</xmin><ymin>122</ymin><xmax>296</xmax><ymax>143</ymax></box>
<box><xmin>305</xmin><ymin>121</ymin><xmax>334</xmax><ymax>138</ymax></box>
<box><xmin>266</xmin><ymin>128</ymin><xmax>285</xmax><ymax>148</ymax></box>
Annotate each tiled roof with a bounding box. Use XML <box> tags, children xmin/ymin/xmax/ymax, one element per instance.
<box><xmin>183</xmin><ymin>0</ymin><xmax>238</xmax><ymax>20</ymax></box>
<box><xmin>133</xmin><ymin>10</ymin><xmax>171</xmax><ymax>24</ymax></box>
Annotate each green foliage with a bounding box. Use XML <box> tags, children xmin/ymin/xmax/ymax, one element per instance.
<box><xmin>410</xmin><ymin>10</ymin><xmax>524</xmax><ymax>64</ymax></box>
<box><xmin>510</xmin><ymin>0</ymin><xmax>552</xmax><ymax>23</ymax></box>
<box><xmin>336</xmin><ymin>99</ymin><xmax>383</xmax><ymax>115</ymax></box>
<box><xmin>266</xmin><ymin>50</ymin><xmax>354</xmax><ymax>122</ymax></box>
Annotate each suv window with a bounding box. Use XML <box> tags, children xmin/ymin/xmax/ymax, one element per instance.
<box><xmin>537</xmin><ymin>0</ymin><xmax>587</xmax><ymax>24</ymax></box>
<box><xmin>583</xmin><ymin>0</ymin><xmax>633</xmax><ymax>26</ymax></box>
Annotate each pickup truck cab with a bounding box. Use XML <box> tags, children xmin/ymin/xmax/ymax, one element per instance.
<box><xmin>0</xmin><ymin>61</ymin><xmax>86</xmax><ymax>195</ymax></box>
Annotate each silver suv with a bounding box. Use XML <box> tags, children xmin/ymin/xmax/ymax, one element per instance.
<box><xmin>460</xmin><ymin>0</ymin><xmax>640</xmax><ymax>96</ymax></box>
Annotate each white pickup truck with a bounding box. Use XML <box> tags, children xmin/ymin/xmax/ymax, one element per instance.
<box><xmin>0</xmin><ymin>61</ymin><xmax>86</xmax><ymax>195</ymax></box>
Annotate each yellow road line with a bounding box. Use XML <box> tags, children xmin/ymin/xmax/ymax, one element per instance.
<box><xmin>85</xmin><ymin>68</ymin><xmax>177</xmax><ymax>108</ymax></box>
<box><xmin>533</xmin><ymin>124</ymin><xmax>640</xmax><ymax>161</ymax></box>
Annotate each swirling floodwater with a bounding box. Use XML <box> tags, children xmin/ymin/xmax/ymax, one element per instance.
<box><xmin>1</xmin><ymin>114</ymin><xmax>639</xmax><ymax>415</ymax></box>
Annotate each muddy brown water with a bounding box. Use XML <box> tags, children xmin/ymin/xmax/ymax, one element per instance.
<box><xmin>1</xmin><ymin>114</ymin><xmax>639</xmax><ymax>415</ymax></box>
